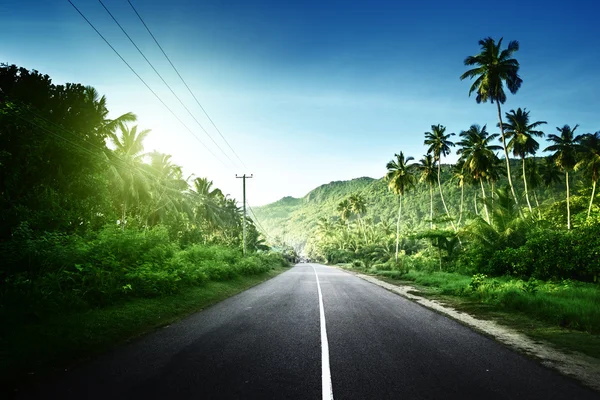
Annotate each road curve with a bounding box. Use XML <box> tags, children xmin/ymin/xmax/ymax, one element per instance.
<box><xmin>17</xmin><ymin>264</ymin><xmax>599</xmax><ymax>399</ymax></box>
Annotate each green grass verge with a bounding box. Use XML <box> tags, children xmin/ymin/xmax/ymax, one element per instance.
<box><xmin>1</xmin><ymin>266</ymin><xmax>288</xmax><ymax>391</ymax></box>
<box><xmin>368</xmin><ymin>269</ymin><xmax>600</xmax><ymax>359</ymax></box>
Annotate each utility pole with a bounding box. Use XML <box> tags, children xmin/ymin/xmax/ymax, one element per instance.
<box><xmin>236</xmin><ymin>174</ymin><xmax>253</xmax><ymax>256</ymax></box>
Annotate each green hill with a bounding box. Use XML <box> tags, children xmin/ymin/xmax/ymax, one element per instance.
<box><xmin>253</xmin><ymin>158</ymin><xmax>588</xmax><ymax>256</ymax></box>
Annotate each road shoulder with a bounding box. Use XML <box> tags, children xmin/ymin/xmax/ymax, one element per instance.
<box><xmin>344</xmin><ymin>269</ymin><xmax>600</xmax><ymax>393</ymax></box>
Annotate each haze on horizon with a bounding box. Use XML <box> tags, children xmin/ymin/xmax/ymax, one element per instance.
<box><xmin>2</xmin><ymin>0</ymin><xmax>598</xmax><ymax>206</ymax></box>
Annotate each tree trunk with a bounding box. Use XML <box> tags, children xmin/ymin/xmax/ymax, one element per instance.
<box><xmin>429</xmin><ymin>183</ymin><xmax>433</xmax><ymax>229</ymax></box>
<box><xmin>395</xmin><ymin>197</ymin><xmax>402</xmax><ymax>262</ymax></box>
<box><xmin>121</xmin><ymin>201</ymin><xmax>127</xmax><ymax>231</ymax></box>
<box><xmin>496</xmin><ymin>101</ymin><xmax>522</xmax><ymax>215</ymax></box>
<box><xmin>566</xmin><ymin>171</ymin><xmax>571</xmax><ymax>230</ymax></box>
<box><xmin>480</xmin><ymin>179</ymin><xmax>490</xmax><ymax>224</ymax></box>
<box><xmin>490</xmin><ymin>181</ymin><xmax>495</xmax><ymax>215</ymax></box>
<box><xmin>458</xmin><ymin>182</ymin><xmax>464</xmax><ymax>226</ymax></box>
<box><xmin>588</xmin><ymin>180</ymin><xmax>597</xmax><ymax>220</ymax></box>
<box><xmin>522</xmin><ymin>156</ymin><xmax>533</xmax><ymax>213</ymax></box>
<box><xmin>534</xmin><ymin>191</ymin><xmax>541</xmax><ymax>219</ymax></box>
<box><xmin>438</xmin><ymin>161</ymin><xmax>457</xmax><ymax>231</ymax></box>
<box><xmin>474</xmin><ymin>191</ymin><xmax>479</xmax><ymax>216</ymax></box>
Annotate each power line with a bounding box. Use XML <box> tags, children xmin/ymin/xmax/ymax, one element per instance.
<box><xmin>67</xmin><ymin>0</ymin><xmax>231</xmax><ymax>171</ymax></box>
<box><xmin>97</xmin><ymin>0</ymin><xmax>240</xmax><ymax>170</ymax></box>
<box><xmin>246</xmin><ymin>201</ymin><xmax>273</xmax><ymax>241</ymax></box>
<box><xmin>127</xmin><ymin>0</ymin><xmax>247</xmax><ymax>169</ymax></box>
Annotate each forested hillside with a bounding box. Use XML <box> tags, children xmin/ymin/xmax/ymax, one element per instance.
<box><xmin>255</xmin><ymin>161</ymin><xmax>573</xmax><ymax>256</ymax></box>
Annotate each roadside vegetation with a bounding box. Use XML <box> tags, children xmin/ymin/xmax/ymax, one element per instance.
<box><xmin>256</xmin><ymin>38</ymin><xmax>600</xmax><ymax>348</ymax></box>
<box><xmin>0</xmin><ymin>64</ymin><xmax>296</xmax><ymax>386</ymax></box>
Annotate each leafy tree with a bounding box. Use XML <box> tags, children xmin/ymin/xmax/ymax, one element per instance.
<box><xmin>416</xmin><ymin>229</ymin><xmax>459</xmax><ymax>271</ymax></box>
<box><xmin>417</xmin><ymin>154</ymin><xmax>436</xmax><ymax>229</ymax></box>
<box><xmin>575</xmin><ymin>131</ymin><xmax>600</xmax><ymax>219</ymax></box>
<box><xmin>0</xmin><ymin>64</ymin><xmax>115</xmax><ymax>237</ymax></box>
<box><xmin>385</xmin><ymin>152</ymin><xmax>416</xmax><ymax>261</ymax></box>
<box><xmin>460</xmin><ymin>37</ymin><xmax>523</xmax><ymax>211</ymax></box>
<box><xmin>457</xmin><ymin>125</ymin><xmax>502</xmax><ymax>223</ymax></box>
<box><xmin>424</xmin><ymin>124</ymin><xmax>456</xmax><ymax>231</ymax></box>
<box><xmin>544</xmin><ymin>125</ymin><xmax>584</xmax><ymax>229</ymax></box>
<box><xmin>503</xmin><ymin>108</ymin><xmax>546</xmax><ymax>213</ymax></box>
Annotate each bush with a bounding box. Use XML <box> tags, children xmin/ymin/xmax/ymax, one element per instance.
<box><xmin>485</xmin><ymin>226</ymin><xmax>600</xmax><ymax>282</ymax></box>
<box><xmin>1</xmin><ymin>225</ymin><xmax>289</xmax><ymax>314</ymax></box>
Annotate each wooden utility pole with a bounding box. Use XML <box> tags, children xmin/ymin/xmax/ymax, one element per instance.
<box><xmin>236</xmin><ymin>174</ymin><xmax>253</xmax><ymax>256</ymax></box>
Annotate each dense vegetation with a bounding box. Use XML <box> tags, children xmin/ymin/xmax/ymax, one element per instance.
<box><xmin>0</xmin><ymin>63</ymin><xmax>294</xmax><ymax>321</ymax></box>
<box><xmin>256</xmin><ymin>37</ymin><xmax>600</xmax><ymax>333</ymax></box>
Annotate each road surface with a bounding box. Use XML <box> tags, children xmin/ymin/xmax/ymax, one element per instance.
<box><xmin>18</xmin><ymin>264</ymin><xmax>599</xmax><ymax>399</ymax></box>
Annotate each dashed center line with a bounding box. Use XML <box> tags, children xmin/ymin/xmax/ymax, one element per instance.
<box><xmin>312</xmin><ymin>265</ymin><xmax>334</xmax><ymax>400</ymax></box>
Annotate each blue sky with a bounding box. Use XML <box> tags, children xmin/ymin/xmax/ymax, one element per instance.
<box><xmin>2</xmin><ymin>0</ymin><xmax>599</xmax><ymax>205</ymax></box>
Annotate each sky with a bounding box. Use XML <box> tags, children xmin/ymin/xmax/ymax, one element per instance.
<box><xmin>2</xmin><ymin>0</ymin><xmax>599</xmax><ymax>206</ymax></box>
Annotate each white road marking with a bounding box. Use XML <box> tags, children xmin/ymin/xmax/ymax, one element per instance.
<box><xmin>312</xmin><ymin>265</ymin><xmax>334</xmax><ymax>400</ymax></box>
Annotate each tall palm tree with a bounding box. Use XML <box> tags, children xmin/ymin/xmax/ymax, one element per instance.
<box><xmin>575</xmin><ymin>131</ymin><xmax>600</xmax><ymax>219</ymax></box>
<box><xmin>460</xmin><ymin>37</ymin><xmax>523</xmax><ymax>211</ymax></box>
<box><xmin>348</xmin><ymin>194</ymin><xmax>368</xmax><ymax>243</ymax></box>
<box><xmin>107</xmin><ymin>123</ymin><xmax>152</xmax><ymax>229</ymax></box>
<box><xmin>519</xmin><ymin>158</ymin><xmax>543</xmax><ymax>218</ymax></box>
<box><xmin>417</xmin><ymin>154</ymin><xmax>436</xmax><ymax>229</ymax></box>
<box><xmin>385</xmin><ymin>152</ymin><xmax>416</xmax><ymax>261</ymax></box>
<box><xmin>503</xmin><ymin>108</ymin><xmax>546</xmax><ymax>213</ymax></box>
<box><xmin>544</xmin><ymin>125</ymin><xmax>584</xmax><ymax>229</ymax></box>
<box><xmin>457</xmin><ymin>124</ymin><xmax>502</xmax><ymax>224</ymax></box>
<box><xmin>424</xmin><ymin>124</ymin><xmax>457</xmax><ymax>231</ymax></box>
<box><xmin>485</xmin><ymin>154</ymin><xmax>505</xmax><ymax>215</ymax></box>
<box><xmin>451</xmin><ymin>161</ymin><xmax>467</xmax><ymax>226</ymax></box>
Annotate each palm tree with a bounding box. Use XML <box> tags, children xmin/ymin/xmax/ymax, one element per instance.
<box><xmin>451</xmin><ymin>161</ymin><xmax>467</xmax><ymax>226</ymax></box>
<box><xmin>348</xmin><ymin>194</ymin><xmax>368</xmax><ymax>243</ymax></box>
<box><xmin>385</xmin><ymin>152</ymin><xmax>416</xmax><ymax>261</ymax></box>
<box><xmin>417</xmin><ymin>154</ymin><xmax>436</xmax><ymax>229</ymax></box>
<box><xmin>460</xmin><ymin>37</ymin><xmax>523</xmax><ymax>211</ymax></box>
<box><xmin>575</xmin><ymin>132</ymin><xmax>600</xmax><ymax>219</ymax></box>
<box><xmin>544</xmin><ymin>125</ymin><xmax>584</xmax><ymax>229</ymax></box>
<box><xmin>337</xmin><ymin>199</ymin><xmax>352</xmax><ymax>231</ymax></box>
<box><xmin>457</xmin><ymin>124</ymin><xmax>502</xmax><ymax>224</ymax></box>
<box><xmin>424</xmin><ymin>124</ymin><xmax>457</xmax><ymax>231</ymax></box>
<box><xmin>485</xmin><ymin>154</ymin><xmax>505</xmax><ymax>215</ymax></box>
<box><xmin>107</xmin><ymin>123</ymin><xmax>152</xmax><ymax>229</ymax></box>
<box><xmin>503</xmin><ymin>108</ymin><xmax>546</xmax><ymax>213</ymax></box>
<box><xmin>540</xmin><ymin>156</ymin><xmax>562</xmax><ymax>189</ymax></box>
<box><xmin>84</xmin><ymin>86</ymin><xmax>137</xmax><ymax>137</ymax></box>
<box><xmin>519</xmin><ymin>158</ymin><xmax>543</xmax><ymax>218</ymax></box>
<box><xmin>191</xmin><ymin>177</ymin><xmax>225</xmax><ymax>231</ymax></box>
<box><xmin>144</xmin><ymin>151</ymin><xmax>188</xmax><ymax>227</ymax></box>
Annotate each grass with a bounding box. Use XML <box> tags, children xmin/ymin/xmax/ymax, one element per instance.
<box><xmin>0</xmin><ymin>266</ymin><xmax>288</xmax><ymax>392</ymax></box>
<box><xmin>369</xmin><ymin>269</ymin><xmax>600</xmax><ymax>359</ymax></box>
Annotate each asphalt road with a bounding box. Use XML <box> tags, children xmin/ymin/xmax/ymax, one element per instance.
<box><xmin>18</xmin><ymin>264</ymin><xmax>599</xmax><ymax>399</ymax></box>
